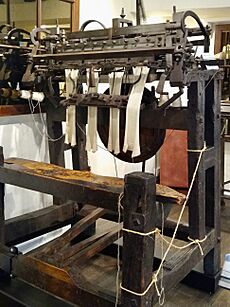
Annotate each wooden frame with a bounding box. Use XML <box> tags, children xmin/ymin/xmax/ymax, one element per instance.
<box><xmin>0</xmin><ymin>69</ymin><xmax>222</xmax><ymax>306</ymax></box>
<box><xmin>214</xmin><ymin>24</ymin><xmax>230</xmax><ymax>54</ymax></box>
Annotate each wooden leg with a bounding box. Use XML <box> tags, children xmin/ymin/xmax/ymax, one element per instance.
<box><xmin>0</xmin><ymin>147</ymin><xmax>5</xmax><ymax>244</ymax></box>
<box><xmin>0</xmin><ymin>182</ymin><xmax>5</xmax><ymax>244</ymax></box>
<box><xmin>72</xmin><ymin>107</ymin><xmax>89</xmax><ymax>171</ymax></box>
<box><xmin>121</xmin><ymin>172</ymin><xmax>156</xmax><ymax>307</ymax></box>
<box><xmin>46</xmin><ymin>108</ymin><xmax>65</xmax><ymax>206</ymax></box>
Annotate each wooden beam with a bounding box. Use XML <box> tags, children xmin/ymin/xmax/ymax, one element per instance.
<box><xmin>33</xmin><ymin>207</ymin><xmax>106</xmax><ymax>259</ymax></box>
<box><xmin>36</xmin><ymin>0</ymin><xmax>42</xmax><ymax>29</ymax></box>
<box><xmin>0</xmin><ymin>105</ymin><xmax>42</xmax><ymax>117</ymax></box>
<box><xmin>151</xmin><ymin>229</ymin><xmax>216</xmax><ymax>303</ymax></box>
<box><xmin>121</xmin><ymin>172</ymin><xmax>156</xmax><ymax>306</ymax></box>
<box><xmin>0</xmin><ymin>158</ymin><xmax>185</xmax><ymax>212</ymax></box>
<box><xmin>71</xmin><ymin>0</ymin><xmax>80</xmax><ymax>32</ymax></box>
<box><xmin>5</xmin><ymin>203</ymin><xmax>78</xmax><ymax>245</ymax></box>
<box><xmin>0</xmin><ymin>147</ymin><xmax>4</xmax><ymax>244</ymax></box>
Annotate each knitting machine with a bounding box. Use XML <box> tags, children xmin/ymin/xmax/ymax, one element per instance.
<box><xmin>31</xmin><ymin>8</ymin><xmax>211</xmax><ymax>161</ymax></box>
<box><xmin>0</xmin><ymin>7</ymin><xmax>222</xmax><ymax>307</ymax></box>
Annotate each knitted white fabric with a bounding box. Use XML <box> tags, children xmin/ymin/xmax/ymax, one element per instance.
<box><xmin>65</xmin><ymin>69</ymin><xmax>79</xmax><ymax>146</ymax></box>
<box><xmin>85</xmin><ymin>69</ymin><xmax>99</xmax><ymax>152</ymax></box>
<box><xmin>108</xmin><ymin>71</ymin><xmax>124</xmax><ymax>154</ymax></box>
<box><xmin>123</xmin><ymin>66</ymin><xmax>149</xmax><ymax>158</ymax></box>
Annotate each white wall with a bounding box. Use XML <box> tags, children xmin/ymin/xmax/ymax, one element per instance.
<box><xmin>0</xmin><ymin>114</ymin><xmax>52</xmax><ymax>219</ymax></box>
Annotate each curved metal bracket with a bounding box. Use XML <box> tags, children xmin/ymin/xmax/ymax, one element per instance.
<box><xmin>30</xmin><ymin>27</ymin><xmax>50</xmax><ymax>46</ymax></box>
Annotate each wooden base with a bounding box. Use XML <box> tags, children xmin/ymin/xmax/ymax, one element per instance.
<box><xmin>182</xmin><ymin>270</ymin><xmax>221</xmax><ymax>293</ymax></box>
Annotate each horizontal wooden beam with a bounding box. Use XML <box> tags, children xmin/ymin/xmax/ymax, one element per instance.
<box><xmin>0</xmin><ymin>158</ymin><xmax>185</xmax><ymax>212</ymax></box>
<box><xmin>0</xmin><ymin>105</ymin><xmax>35</xmax><ymax>117</ymax></box>
<box><xmin>5</xmin><ymin>202</ymin><xmax>78</xmax><ymax>245</ymax></box>
<box><xmin>152</xmin><ymin>229</ymin><xmax>216</xmax><ymax>302</ymax></box>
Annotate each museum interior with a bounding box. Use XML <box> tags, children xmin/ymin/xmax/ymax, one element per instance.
<box><xmin>0</xmin><ymin>0</ymin><xmax>230</xmax><ymax>306</ymax></box>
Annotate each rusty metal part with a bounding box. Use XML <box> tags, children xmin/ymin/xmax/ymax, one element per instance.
<box><xmin>61</xmin><ymin>93</ymin><xmax>129</xmax><ymax>108</ymax></box>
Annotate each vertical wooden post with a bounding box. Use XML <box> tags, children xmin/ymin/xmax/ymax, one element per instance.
<box><xmin>203</xmin><ymin>78</ymin><xmax>221</xmax><ymax>282</ymax></box>
<box><xmin>187</xmin><ymin>81</ymin><xmax>206</xmax><ymax>239</ymax></box>
<box><xmin>0</xmin><ymin>147</ymin><xmax>5</xmax><ymax>244</ymax></box>
<box><xmin>121</xmin><ymin>172</ymin><xmax>156</xmax><ymax>307</ymax></box>
<box><xmin>36</xmin><ymin>0</ymin><xmax>42</xmax><ymax>29</ymax></box>
<box><xmin>46</xmin><ymin>104</ymin><xmax>65</xmax><ymax>206</ymax></box>
<box><xmin>71</xmin><ymin>0</ymin><xmax>80</xmax><ymax>32</ymax></box>
<box><xmin>72</xmin><ymin>108</ymin><xmax>89</xmax><ymax>171</ymax></box>
<box><xmin>6</xmin><ymin>0</ymin><xmax>11</xmax><ymax>25</ymax></box>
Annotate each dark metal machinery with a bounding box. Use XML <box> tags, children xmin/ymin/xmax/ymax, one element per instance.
<box><xmin>0</xmin><ymin>7</ymin><xmax>223</xmax><ymax>307</ymax></box>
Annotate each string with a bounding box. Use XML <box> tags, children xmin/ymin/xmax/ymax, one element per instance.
<box><xmin>122</xmin><ymin>227</ymin><xmax>160</xmax><ymax>236</ymax></box>
<box><xmin>28</xmin><ymin>98</ymin><xmax>65</xmax><ymax>142</ymax></box>
<box><xmin>199</xmin><ymin>69</ymin><xmax>220</xmax><ymax>97</ymax></box>
<box><xmin>120</xmin><ymin>143</ymin><xmax>207</xmax><ymax>297</ymax></box>
<box><xmin>115</xmin><ymin>192</ymin><xmax>124</xmax><ymax>307</ymax></box>
<box><xmin>158</xmin><ymin>233</ymin><xmax>207</xmax><ymax>255</ymax></box>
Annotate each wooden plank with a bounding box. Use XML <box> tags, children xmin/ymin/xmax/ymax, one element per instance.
<box><xmin>62</xmin><ymin>223</ymin><xmax>122</xmax><ymax>267</ymax></box>
<box><xmin>0</xmin><ymin>158</ymin><xmax>185</xmax><ymax>212</ymax></box>
<box><xmin>0</xmin><ymin>277</ymin><xmax>74</xmax><ymax>307</ymax></box>
<box><xmin>72</xmin><ymin>107</ymin><xmax>89</xmax><ymax>171</ymax></box>
<box><xmin>5</xmin><ymin>202</ymin><xmax>78</xmax><ymax>245</ymax></box>
<box><xmin>13</xmin><ymin>255</ymin><xmax>115</xmax><ymax>307</ymax></box>
<box><xmin>71</xmin><ymin>0</ymin><xmax>80</xmax><ymax>32</ymax></box>
<box><xmin>203</xmin><ymin>78</ymin><xmax>221</xmax><ymax>278</ymax></box>
<box><xmin>54</xmin><ymin>230</ymin><xmax>110</xmax><ymax>263</ymax></box>
<box><xmin>187</xmin><ymin>81</ymin><xmax>206</xmax><ymax>239</ymax></box>
<box><xmin>151</xmin><ymin>229</ymin><xmax>216</xmax><ymax>303</ymax></box>
<box><xmin>0</xmin><ymin>158</ymin><xmax>121</xmax><ymax>211</ymax></box>
<box><xmin>33</xmin><ymin>207</ymin><xmax>106</xmax><ymax>259</ymax></box>
<box><xmin>121</xmin><ymin>172</ymin><xmax>156</xmax><ymax>307</ymax></box>
<box><xmin>0</xmin><ymin>104</ymin><xmax>40</xmax><ymax>117</ymax></box>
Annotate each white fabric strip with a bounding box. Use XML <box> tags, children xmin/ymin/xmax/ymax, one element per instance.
<box><xmin>21</xmin><ymin>90</ymin><xmax>31</xmax><ymax>100</ymax></box>
<box><xmin>108</xmin><ymin>71</ymin><xmax>124</xmax><ymax>154</ymax></box>
<box><xmin>31</xmin><ymin>92</ymin><xmax>45</xmax><ymax>102</ymax></box>
<box><xmin>85</xmin><ymin>70</ymin><xmax>99</xmax><ymax>153</ymax></box>
<box><xmin>123</xmin><ymin>66</ymin><xmax>150</xmax><ymax>158</ymax></box>
<box><xmin>65</xmin><ymin>69</ymin><xmax>79</xmax><ymax>146</ymax></box>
